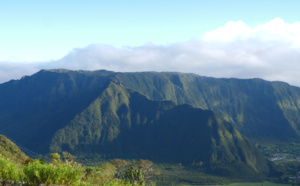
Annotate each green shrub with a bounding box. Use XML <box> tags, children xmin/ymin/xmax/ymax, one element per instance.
<box><xmin>23</xmin><ymin>160</ymin><xmax>84</xmax><ymax>185</ymax></box>
<box><xmin>83</xmin><ymin>163</ymin><xmax>116</xmax><ymax>185</ymax></box>
<box><xmin>0</xmin><ymin>155</ymin><xmax>23</xmax><ymax>185</ymax></box>
<box><xmin>124</xmin><ymin>166</ymin><xmax>145</xmax><ymax>185</ymax></box>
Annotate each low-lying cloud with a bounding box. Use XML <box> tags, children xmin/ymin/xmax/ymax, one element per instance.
<box><xmin>1</xmin><ymin>18</ymin><xmax>300</xmax><ymax>87</ymax></box>
<box><xmin>0</xmin><ymin>62</ymin><xmax>40</xmax><ymax>83</ymax></box>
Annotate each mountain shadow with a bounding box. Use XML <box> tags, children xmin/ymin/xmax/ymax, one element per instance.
<box><xmin>50</xmin><ymin>82</ymin><xmax>270</xmax><ymax>179</ymax></box>
<box><xmin>115</xmin><ymin>72</ymin><xmax>300</xmax><ymax>142</ymax></box>
<box><xmin>2</xmin><ymin>69</ymin><xmax>300</xmax><ymax>149</ymax></box>
<box><xmin>0</xmin><ymin>69</ymin><xmax>115</xmax><ymax>153</ymax></box>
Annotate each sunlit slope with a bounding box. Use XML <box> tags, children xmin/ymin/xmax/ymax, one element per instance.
<box><xmin>0</xmin><ymin>135</ymin><xmax>28</xmax><ymax>163</ymax></box>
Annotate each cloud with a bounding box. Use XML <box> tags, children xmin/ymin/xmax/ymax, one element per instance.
<box><xmin>1</xmin><ymin>18</ymin><xmax>300</xmax><ymax>87</ymax></box>
<box><xmin>0</xmin><ymin>62</ymin><xmax>40</xmax><ymax>83</ymax></box>
<box><xmin>203</xmin><ymin>18</ymin><xmax>300</xmax><ymax>45</ymax></box>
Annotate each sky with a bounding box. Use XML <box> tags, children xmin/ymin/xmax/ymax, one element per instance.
<box><xmin>1</xmin><ymin>0</ymin><xmax>300</xmax><ymax>86</ymax></box>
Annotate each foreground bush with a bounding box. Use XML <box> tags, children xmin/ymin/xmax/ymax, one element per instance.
<box><xmin>23</xmin><ymin>160</ymin><xmax>84</xmax><ymax>185</ymax></box>
<box><xmin>83</xmin><ymin>163</ymin><xmax>116</xmax><ymax>184</ymax></box>
<box><xmin>1</xmin><ymin>152</ymin><xmax>156</xmax><ymax>185</ymax></box>
<box><xmin>0</xmin><ymin>155</ymin><xmax>23</xmax><ymax>185</ymax></box>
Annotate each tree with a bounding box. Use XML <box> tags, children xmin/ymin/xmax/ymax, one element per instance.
<box><xmin>136</xmin><ymin>159</ymin><xmax>153</xmax><ymax>172</ymax></box>
<box><xmin>124</xmin><ymin>166</ymin><xmax>144</xmax><ymax>185</ymax></box>
<box><xmin>50</xmin><ymin>153</ymin><xmax>61</xmax><ymax>164</ymax></box>
<box><xmin>55</xmin><ymin>163</ymin><xmax>84</xmax><ymax>185</ymax></box>
<box><xmin>23</xmin><ymin>158</ymin><xmax>84</xmax><ymax>185</ymax></box>
<box><xmin>83</xmin><ymin>163</ymin><xmax>116</xmax><ymax>185</ymax></box>
<box><xmin>22</xmin><ymin>157</ymin><xmax>35</xmax><ymax>165</ymax></box>
<box><xmin>110</xmin><ymin>159</ymin><xmax>128</xmax><ymax>178</ymax></box>
<box><xmin>23</xmin><ymin>161</ymin><xmax>56</xmax><ymax>185</ymax></box>
<box><xmin>136</xmin><ymin>159</ymin><xmax>156</xmax><ymax>183</ymax></box>
<box><xmin>112</xmin><ymin>159</ymin><xmax>159</xmax><ymax>185</ymax></box>
<box><xmin>37</xmin><ymin>158</ymin><xmax>46</xmax><ymax>165</ymax></box>
<box><xmin>62</xmin><ymin>151</ymin><xmax>76</xmax><ymax>164</ymax></box>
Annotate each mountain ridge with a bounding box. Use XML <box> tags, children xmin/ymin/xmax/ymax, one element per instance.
<box><xmin>1</xmin><ymin>69</ymin><xmax>299</xmax><ymax>178</ymax></box>
<box><xmin>114</xmin><ymin>71</ymin><xmax>300</xmax><ymax>141</ymax></box>
<box><xmin>48</xmin><ymin>81</ymin><xmax>270</xmax><ymax>177</ymax></box>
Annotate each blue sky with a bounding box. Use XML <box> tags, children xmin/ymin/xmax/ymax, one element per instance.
<box><xmin>1</xmin><ymin>0</ymin><xmax>299</xmax><ymax>61</ymax></box>
<box><xmin>1</xmin><ymin>0</ymin><xmax>300</xmax><ymax>86</ymax></box>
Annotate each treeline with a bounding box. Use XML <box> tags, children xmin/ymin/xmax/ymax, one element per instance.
<box><xmin>0</xmin><ymin>152</ymin><xmax>158</xmax><ymax>186</ymax></box>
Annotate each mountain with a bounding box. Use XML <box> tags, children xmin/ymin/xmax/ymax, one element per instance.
<box><xmin>0</xmin><ymin>69</ymin><xmax>277</xmax><ymax>178</ymax></box>
<box><xmin>3</xmin><ymin>69</ymin><xmax>300</xmax><ymax>147</ymax></box>
<box><xmin>50</xmin><ymin>85</ymin><xmax>270</xmax><ymax>178</ymax></box>
<box><xmin>0</xmin><ymin>135</ymin><xmax>28</xmax><ymax>163</ymax></box>
<box><xmin>114</xmin><ymin>72</ymin><xmax>300</xmax><ymax>142</ymax></box>
<box><xmin>0</xmin><ymin>69</ymin><xmax>114</xmax><ymax>152</ymax></box>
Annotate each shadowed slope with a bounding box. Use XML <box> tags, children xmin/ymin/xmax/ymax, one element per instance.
<box><xmin>50</xmin><ymin>82</ymin><xmax>270</xmax><ymax>178</ymax></box>
<box><xmin>115</xmin><ymin>72</ymin><xmax>300</xmax><ymax>141</ymax></box>
<box><xmin>0</xmin><ymin>69</ymin><xmax>115</xmax><ymax>152</ymax></box>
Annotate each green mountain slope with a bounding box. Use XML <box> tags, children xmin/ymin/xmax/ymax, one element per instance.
<box><xmin>1</xmin><ymin>69</ymin><xmax>300</xmax><ymax>150</ymax></box>
<box><xmin>0</xmin><ymin>69</ymin><xmax>115</xmax><ymax>152</ymax></box>
<box><xmin>49</xmin><ymin>82</ymin><xmax>270</xmax><ymax>178</ymax></box>
<box><xmin>115</xmin><ymin>72</ymin><xmax>300</xmax><ymax>141</ymax></box>
<box><xmin>2</xmin><ymin>69</ymin><xmax>291</xmax><ymax>178</ymax></box>
<box><xmin>0</xmin><ymin>135</ymin><xmax>28</xmax><ymax>163</ymax></box>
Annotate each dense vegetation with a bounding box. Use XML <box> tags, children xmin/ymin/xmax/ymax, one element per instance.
<box><xmin>1</xmin><ymin>134</ymin><xmax>296</xmax><ymax>185</ymax></box>
<box><xmin>0</xmin><ymin>152</ymin><xmax>156</xmax><ymax>185</ymax></box>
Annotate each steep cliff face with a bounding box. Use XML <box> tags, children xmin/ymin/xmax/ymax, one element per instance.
<box><xmin>1</xmin><ymin>69</ymin><xmax>300</xmax><ymax>151</ymax></box>
<box><xmin>115</xmin><ymin>72</ymin><xmax>300</xmax><ymax>141</ymax></box>
<box><xmin>0</xmin><ymin>69</ymin><xmax>114</xmax><ymax>152</ymax></box>
<box><xmin>2</xmin><ymin>69</ymin><xmax>300</xmax><ymax>178</ymax></box>
<box><xmin>49</xmin><ymin>83</ymin><xmax>269</xmax><ymax>177</ymax></box>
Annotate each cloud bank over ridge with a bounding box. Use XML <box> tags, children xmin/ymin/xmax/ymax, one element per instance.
<box><xmin>1</xmin><ymin>18</ymin><xmax>300</xmax><ymax>86</ymax></box>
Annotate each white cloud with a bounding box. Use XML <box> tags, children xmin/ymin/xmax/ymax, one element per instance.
<box><xmin>1</xmin><ymin>18</ymin><xmax>300</xmax><ymax>87</ymax></box>
<box><xmin>203</xmin><ymin>21</ymin><xmax>252</xmax><ymax>42</ymax></box>
<box><xmin>203</xmin><ymin>18</ymin><xmax>300</xmax><ymax>46</ymax></box>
